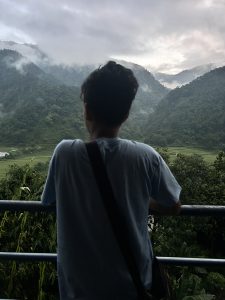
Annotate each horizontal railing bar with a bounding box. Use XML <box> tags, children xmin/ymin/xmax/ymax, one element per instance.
<box><xmin>178</xmin><ymin>205</ymin><xmax>225</xmax><ymax>217</ymax></box>
<box><xmin>0</xmin><ymin>201</ymin><xmax>225</xmax><ymax>216</ymax></box>
<box><xmin>0</xmin><ymin>252</ymin><xmax>57</xmax><ymax>262</ymax></box>
<box><xmin>158</xmin><ymin>257</ymin><xmax>225</xmax><ymax>266</ymax></box>
<box><xmin>0</xmin><ymin>200</ymin><xmax>55</xmax><ymax>212</ymax></box>
<box><xmin>0</xmin><ymin>252</ymin><xmax>224</xmax><ymax>266</ymax></box>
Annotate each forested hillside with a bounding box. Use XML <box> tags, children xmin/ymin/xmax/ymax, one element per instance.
<box><xmin>0</xmin><ymin>49</ymin><xmax>85</xmax><ymax>146</ymax></box>
<box><xmin>145</xmin><ymin>67</ymin><xmax>225</xmax><ymax>149</ymax></box>
<box><xmin>43</xmin><ymin>60</ymin><xmax>169</xmax><ymax>131</ymax></box>
<box><xmin>0</xmin><ymin>48</ymin><xmax>169</xmax><ymax>146</ymax></box>
<box><xmin>1</xmin><ymin>46</ymin><xmax>225</xmax><ymax>149</ymax></box>
<box><xmin>154</xmin><ymin>63</ymin><xmax>218</xmax><ymax>88</ymax></box>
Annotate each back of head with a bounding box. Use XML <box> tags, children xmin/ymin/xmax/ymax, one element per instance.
<box><xmin>81</xmin><ymin>61</ymin><xmax>139</xmax><ymax>127</ymax></box>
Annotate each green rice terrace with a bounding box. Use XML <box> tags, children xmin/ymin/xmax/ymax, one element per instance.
<box><xmin>0</xmin><ymin>145</ymin><xmax>218</xmax><ymax>180</ymax></box>
<box><xmin>0</xmin><ymin>146</ymin><xmax>52</xmax><ymax>180</ymax></box>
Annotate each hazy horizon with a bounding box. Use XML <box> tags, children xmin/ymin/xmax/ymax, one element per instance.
<box><xmin>0</xmin><ymin>0</ymin><xmax>225</xmax><ymax>73</ymax></box>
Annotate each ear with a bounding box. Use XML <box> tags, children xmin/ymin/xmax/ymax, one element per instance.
<box><xmin>84</xmin><ymin>102</ymin><xmax>94</xmax><ymax>121</ymax></box>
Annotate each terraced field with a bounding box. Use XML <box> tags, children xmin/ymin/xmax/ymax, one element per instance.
<box><xmin>0</xmin><ymin>146</ymin><xmax>52</xmax><ymax>179</ymax></box>
<box><xmin>166</xmin><ymin>146</ymin><xmax>218</xmax><ymax>164</ymax></box>
<box><xmin>0</xmin><ymin>145</ymin><xmax>219</xmax><ymax>180</ymax></box>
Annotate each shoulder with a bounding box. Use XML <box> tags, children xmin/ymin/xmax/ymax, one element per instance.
<box><xmin>133</xmin><ymin>141</ymin><xmax>159</xmax><ymax>156</ymax></box>
<box><xmin>53</xmin><ymin>139</ymin><xmax>84</xmax><ymax>157</ymax></box>
<box><xmin>122</xmin><ymin>139</ymin><xmax>160</xmax><ymax>159</ymax></box>
<box><xmin>119</xmin><ymin>139</ymin><xmax>162</xmax><ymax>171</ymax></box>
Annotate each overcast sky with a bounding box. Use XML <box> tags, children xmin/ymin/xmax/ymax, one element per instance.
<box><xmin>0</xmin><ymin>0</ymin><xmax>225</xmax><ymax>73</ymax></box>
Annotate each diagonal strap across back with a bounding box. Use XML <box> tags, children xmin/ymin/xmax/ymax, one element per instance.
<box><xmin>85</xmin><ymin>141</ymin><xmax>152</xmax><ymax>300</ymax></box>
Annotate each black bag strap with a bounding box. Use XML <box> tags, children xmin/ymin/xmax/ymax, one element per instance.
<box><xmin>85</xmin><ymin>141</ymin><xmax>150</xmax><ymax>300</ymax></box>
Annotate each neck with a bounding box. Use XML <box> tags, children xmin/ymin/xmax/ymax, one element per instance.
<box><xmin>89</xmin><ymin>125</ymin><xmax>120</xmax><ymax>141</ymax></box>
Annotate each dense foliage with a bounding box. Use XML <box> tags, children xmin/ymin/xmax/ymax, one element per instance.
<box><xmin>153</xmin><ymin>151</ymin><xmax>225</xmax><ymax>299</ymax></box>
<box><xmin>43</xmin><ymin>60</ymin><xmax>169</xmax><ymax>120</ymax></box>
<box><xmin>0</xmin><ymin>50</ymin><xmax>86</xmax><ymax>146</ymax></box>
<box><xmin>145</xmin><ymin>67</ymin><xmax>225</xmax><ymax>149</ymax></box>
<box><xmin>0</xmin><ymin>163</ymin><xmax>57</xmax><ymax>299</ymax></box>
<box><xmin>0</xmin><ymin>152</ymin><xmax>225</xmax><ymax>299</ymax></box>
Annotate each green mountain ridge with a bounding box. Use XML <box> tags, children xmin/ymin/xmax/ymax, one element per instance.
<box><xmin>43</xmin><ymin>59</ymin><xmax>169</xmax><ymax>118</ymax></box>
<box><xmin>1</xmin><ymin>47</ymin><xmax>224</xmax><ymax>149</ymax></box>
<box><xmin>154</xmin><ymin>63</ymin><xmax>219</xmax><ymax>88</ymax></box>
<box><xmin>146</xmin><ymin>66</ymin><xmax>225</xmax><ymax>148</ymax></box>
<box><xmin>0</xmin><ymin>49</ymin><xmax>85</xmax><ymax>146</ymax></box>
<box><xmin>0</xmin><ymin>49</ymin><xmax>169</xmax><ymax>146</ymax></box>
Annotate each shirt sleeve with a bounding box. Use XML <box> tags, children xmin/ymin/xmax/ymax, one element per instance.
<box><xmin>151</xmin><ymin>154</ymin><xmax>181</xmax><ymax>207</ymax></box>
<box><xmin>41</xmin><ymin>154</ymin><xmax>56</xmax><ymax>206</ymax></box>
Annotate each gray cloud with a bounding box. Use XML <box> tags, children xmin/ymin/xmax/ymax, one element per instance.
<box><xmin>4</xmin><ymin>55</ymin><xmax>30</xmax><ymax>75</ymax></box>
<box><xmin>0</xmin><ymin>0</ymin><xmax>225</xmax><ymax>72</ymax></box>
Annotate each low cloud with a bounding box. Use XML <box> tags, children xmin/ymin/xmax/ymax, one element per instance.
<box><xmin>3</xmin><ymin>55</ymin><xmax>30</xmax><ymax>75</ymax></box>
<box><xmin>0</xmin><ymin>0</ymin><xmax>225</xmax><ymax>72</ymax></box>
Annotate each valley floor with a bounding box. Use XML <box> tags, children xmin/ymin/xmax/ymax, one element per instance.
<box><xmin>0</xmin><ymin>145</ymin><xmax>218</xmax><ymax>180</ymax></box>
<box><xmin>0</xmin><ymin>146</ymin><xmax>52</xmax><ymax>180</ymax></box>
<box><xmin>166</xmin><ymin>146</ymin><xmax>218</xmax><ymax>163</ymax></box>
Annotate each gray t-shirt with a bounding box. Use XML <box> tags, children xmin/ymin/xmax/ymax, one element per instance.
<box><xmin>41</xmin><ymin>138</ymin><xmax>181</xmax><ymax>300</ymax></box>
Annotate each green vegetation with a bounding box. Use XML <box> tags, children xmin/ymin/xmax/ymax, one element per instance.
<box><xmin>165</xmin><ymin>147</ymin><xmax>217</xmax><ymax>164</ymax></box>
<box><xmin>0</xmin><ymin>48</ymin><xmax>225</xmax><ymax>299</ymax></box>
<box><xmin>0</xmin><ymin>164</ymin><xmax>57</xmax><ymax>299</ymax></box>
<box><xmin>153</xmin><ymin>151</ymin><xmax>225</xmax><ymax>300</ymax></box>
<box><xmin>0</xmin><ymin>49</ymin><xmax>86</xmax><ymax>146</ymax></box>
<box><xmin>0</xmin><ymin>49</ymin><xmax>169</xmax><ymax>147</ymax></box>
<box><xmin>145</xmin><ymin>66</ymin><xmax>225</xmax><ymax>149</ymax></box>
<box><xmin>0</xmin><ymin>151</ymin><xmax>225</xmax><ymax>299</ymax></box>
<box><xmin>0</xmin><ymin>145</ymin><xmax>218</xmax><ymax>180</ymax></box>
<box><xmin>0</xmin><ymin>145</ymin><xmax>53</xmax><ymax>180</ymax></box>
<box><xmin>0</xmin><ymin>154</ymin><xmax>50</xmax><ymax>180</ymax></box>
<box><xmin>44</xmin><ymin>60</ymin><xmax>169</xmax><ymax>123</ymax></box>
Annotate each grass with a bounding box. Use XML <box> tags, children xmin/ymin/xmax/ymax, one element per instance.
<box><xmin>0</xmin><ymin>146</ymin><xmax>52</xmax><ymax>180</ymax></box>
<box><xmin>0</xmin><ymin>145</ymin><xmax>219</xmax><ymax>180</ymax></box>
<box><xmin>166</xmin><ymin>146</ymin><xmax>218</xmax><ymax>164</ymax></box>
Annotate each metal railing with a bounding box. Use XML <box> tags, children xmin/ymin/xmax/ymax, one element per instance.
<box><xmin>0</xmin><ymin>201</ymin><xmax>225</xmax><ymax>266</ymax></box>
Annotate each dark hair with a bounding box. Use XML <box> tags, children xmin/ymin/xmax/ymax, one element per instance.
<box><xmin>81</xmin><ymin>61</ymin><xmax>139</xmax><ymax>127</ymax></box>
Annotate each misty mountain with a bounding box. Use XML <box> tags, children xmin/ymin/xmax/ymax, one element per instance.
<box><xmin>154</xmin><ymin>64</ymin><xmax>221</xmax><ymax>89</ymax></box>
<box><xmin>42</xmin><ymin>64</ymin><xmax>95</xmax><ymax>87</ymax></box>
<box><xmin>117</xmin><ymin>60</ymin><xmax>169</xmax><ymax>108</ymax></box>
<box><xmin>44</xmin><ymin>60</ymin><xmax>169</xmax><ymax>136</ymax></box>
<box><xmin>0</xmin><ymin>49</ymin><xmax>61</xmax><ymax>114</ymax></box>
<box><xmin>0</xmin><ymin>41</ymin><xmax>170</xmax><ymax>143</ymax></box>
<box><xmin>1</xmin><ymin>46</ymin><xmax>225</xmax><ymax>149</ymax></box>
<box><xmin>0</xmin><ymin>49</ymin><xmax>85</xmax><ymax>146</ymax></box>
<box><xmin>0</xmin><ymin>48</ymin><xmax>165</xmax><ymax>146</ymax></box>
<box><xmin>0</xmin><ymin>40</ymin><xmax>50</xmax><ymax>66</ymax></box>
<box><xmin>145</xmin><ymin>67</ymin><xmax>225</xmax><ymax>148</ymax></box>
<box><xmin>43</xmin><ymin>60</ymin><xmax>169</xmax><ymax>139</ymax></box>
<box><xmin>0</xmin><ymin>41</ymin><xmax>169</xmax><ymax>112</ymax></box>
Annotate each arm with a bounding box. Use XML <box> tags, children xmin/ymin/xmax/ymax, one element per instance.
<box><xmin>149</xmin><ymin>198</ymin><xmax>181</xmax><ymax>215</ymax></box>
<box><xmin>41</xmin><ymin>154</ymin><xmax>56</xmax><ymax>206</ymax></box>
<box><xmin>150</xmin><ymin>153</ymin><xmax>182</xmax><ymax>214</ymax></box>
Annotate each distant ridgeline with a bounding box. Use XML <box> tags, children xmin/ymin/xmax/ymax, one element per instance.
<box><xmin>0</xmin><ymin>46</ymin><xmax>225</xmax><ymax>149</ymax></box>
<box><xmin>154</xmin><ymin>63</ymin><xmax>217</xmax><ymax>89</ymax></box>
<box><xmin>145</xmin><ymin>66</ymin><xmax>225</xmax><ymax>149</ymax></box>
<box><xmin>0</xmin><ymin>48</ymin><xmax>168</xmax><ymax>146</ymax></box>
<box><xmin>43</xmin><ymin>60</ymin><xmax>169</xmax><ymax>140</ymax></box>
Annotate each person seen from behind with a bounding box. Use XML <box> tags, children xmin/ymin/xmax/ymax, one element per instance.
<box><xmin>41</xmin><ymin>61</ymin><xmax>181</xmax><ymax>300</ymax></box>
